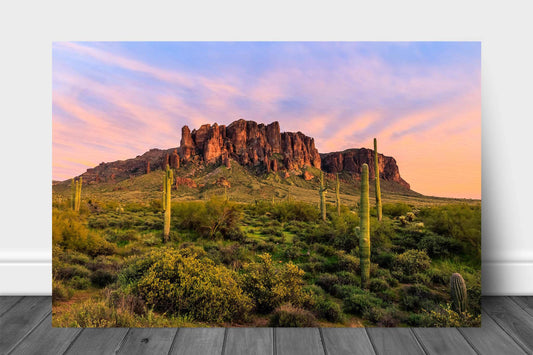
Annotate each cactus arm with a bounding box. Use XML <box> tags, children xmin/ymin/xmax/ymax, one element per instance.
<box><xmin>374</xmin><ymin>138</ymin><xmax>382</xmax><ymax>221</ymax></box>
<box><xmin>360</xmin><ymin>163</ymin><xmax>371</xmax><ymax>288</ymax></box>
<box><xmin>336</xmin><ymin>173</ymin><xmax>341</xmax><ymax>216</ymax></box>
<box><xmin>319</xmin><ymin>171</ymin><xmax>327</xmax><ymax>221</ymax></box>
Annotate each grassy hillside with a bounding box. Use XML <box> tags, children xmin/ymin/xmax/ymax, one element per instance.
<box><xmin>53</xmin><ymin>160</ymin><xmax>479</xmax><ymax>207</ymax></box>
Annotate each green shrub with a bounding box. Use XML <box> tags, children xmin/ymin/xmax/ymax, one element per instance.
<box><xmin>54</xmin><ymin>263</ymin><xmax>91</xmax><ymax>280</ymax></box>
<box><xmin>52</xmin><ymin>280</ymin><xmax>73</xmax><ymax>303</ymax></box>
<box><xmin>382</xmin><ymin>203</ymin><xmax>411</xmax><ymax>217</ymax></box>
<box><xmin>374</xmin><ymin>251</ymin><xmax>397</xmax><ymax>269</ymax></box>
<box><xmin>418</xmin><ymin>204</ymin><xmax>481</xmax><ymax>262</ymax></box>
<box><xmin>369</xmin><ymin>278</ymin><xmax>389</xmax><ymax>293</ymax></box>
<box><xmin>172</xmin><ymin>199</ymin><xmax>243</xmax><ymax>240</ymax></box>
<box><xmin>316</xmin><ymin>274</ymin><xmax>340</xmax><ymax>294</ymax></box>
<box><xmin>315</xmin><ymin>298</ymin><xmax>343</xmax><ymax>323</ymax></box>
<box><xmin>343</xmin><ymin>292</ymin><xmax>383</xmax><ymax>315</ymax></box>
<box><xmin>396</xmin><ymin>249</ymin><xmax>431</xmax><ymax>275</ymax></box>
<box><xmin>269</xmin><ymin>304</ymin><xmax>318</xmax><ymax>327</ymax></box>
<box><xmin>418</xmin><ymin>233</ymin><xmax>462</xmax><ymax>257</ymax></box>
<box><xmin>70</xmin><ymin>276</ymin><xmax>91</xmax><ymax>290</ymax></box>
<box><xmin>400</xmin><ymin>284</ymin><xmax>440</xmax><ymax>312</ymax></box>
<box><xmin>90</xmin><ymin>269</ymin><xmax>117</xmax><ymax>288</ymax></box>
<box><xmin>242</xmin><ymin>254</ymin><xmax>309</xmax><ymax>313</ymax></box>
<box><xmin>122</xmin><ymin>248</ymin><xmax>252</xmax><ymax>322</ymax></box>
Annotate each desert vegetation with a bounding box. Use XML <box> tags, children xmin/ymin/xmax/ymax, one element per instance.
<box><xmin>52</xmin><ymin>162</ymin><xmax>481</xmax><ymax>327</ymax></box>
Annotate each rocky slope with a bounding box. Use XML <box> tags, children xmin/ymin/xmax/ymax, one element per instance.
<box><xmin>74</xmin><ymin>119</ymin><xmax>409</xmax><ymax>189</ymax></box>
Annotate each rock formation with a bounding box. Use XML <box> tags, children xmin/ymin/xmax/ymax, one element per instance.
<box><xmin>180</xmin><ymin>119</ymin><xmax>321</xmax><ymax>171</ymax></box>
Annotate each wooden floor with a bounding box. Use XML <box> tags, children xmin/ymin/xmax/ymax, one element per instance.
<box><xmin>1</xmin><ymin>297</ymin><xmax>532</xmax><ymax>354</ymax></box>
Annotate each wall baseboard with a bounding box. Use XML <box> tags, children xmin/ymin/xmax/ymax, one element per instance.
<box><xmin>0</xmin><ymin>259</ymin><xmax>531</xmax><ymax>295</ymax></box>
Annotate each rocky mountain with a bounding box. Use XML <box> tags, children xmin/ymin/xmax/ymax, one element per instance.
<box><xmin>180</xmin><ymin>119</ymin><xmax>321</xmax><ymax>172</ymax></box>
<box><xmin>321</xmin><ymin>149</ymin><xmax>410</xmax><ymax>189</ymax></box>
<box><xmin>75</xmin><ymin>119</ymin><xmax>409</xmax><ymax>190</ymax></box>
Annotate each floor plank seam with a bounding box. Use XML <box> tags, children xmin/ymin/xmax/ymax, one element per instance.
<box><xmin>272</xmin><ymin>328</ymin><xmax>277</xmax><ymax>355</ymax></box>
<box><xmin>482</xmin><ymin>305</ymin><xmax>531</xmax><ymax>354</ymax></box>
<box><xmin>220</xmin><ymin>328</ymin><xmax>228</xmax><ymax>355</ymax></box>
<box><xmin>318</xmin><ymin>328</ymin><xmax>328</xmax><ymax>355</ymax></box>
<box><xmin>363</xmin><ymin>328</ymin><xmax>378</xmax><ymax>355</ymax></box>
<box><xmin>409</xmin><ymin>329</ymin><xmax>429</xmax><ymax>355</ymax></box>
<box><xmin>6</xmin><ymin>309</ymin><xmax>52</xmax><ymax>355</ymax></box>
<box><xmin>456</xmin><ymin>328</ymin><xmax>482</xmax><ymax>355</ymax></box>
<box><xmin>509</xmin><ymin>296</ymin><xmax>533</xmax><ymax>318</ymax></box>
<box><xmin>166</xmin><ymin>328</ymin><xmax>180</xmax><ymax>355</ymax></box>
<box><xmin>61</xmin><ymin>328</ymin><xmax>85</xmax><ymax>355</ymax></box>
<box><xmin>114</xmin><ymin>328</ymin><xmax>132</xmax><ymax>354</ymax></box>
<box><xmin>0</xmin><ymin>297</ymin><xmax>23</xmax><ymax>319</ymax></box>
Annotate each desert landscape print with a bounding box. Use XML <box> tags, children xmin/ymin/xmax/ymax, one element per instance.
<box><xmin>52</xmin><ymin>42</ymin><xmax>481</xmax><ymax>327</ymax></box>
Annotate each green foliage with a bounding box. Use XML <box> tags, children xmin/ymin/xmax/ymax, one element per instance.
<box><xmin>400</xmin><ymin>284</ymin><xmax>441</xmax><ymax>312</ymax></box>
<box><xmin>70</xmin><ymin>276</ymin><xmax>91</xmax><ymax>290</ymax></box>
<box><xmin>450</xmin><ymin>273</ymin><xmax>468</xmax><ymax>313</ymax></box>
<box><xmin>382</xmin><ymin>203</ymin><xmax>411</xmax><ymax>217</ymax></box>
<box><xmin>172</xmin><ymin>199</ymin><xmax>244</xmax><ymax>240</ymax></box>
<box><xmin>369</xmin><ymin>278</ymin><xmax>389</xmax><ymax>293</ymax></box>
<box><xmin>396</xmin><ymin>249</ymin><xmax>431</xmax><ymax>275</ymax></box>
<box><xmin>315</xmin><ymin>298</ymin><xmax>343</xmax><ymax>322</ymax></box>
<box><xmin>122</xmin><ymin>248</ymin><xmax>252</xmax><ymax>323</ymax></box>
<box><xmin>343</xmin><ymin>291</ymin><xmax>382</xmax><ymax>316</ymax></box>
<box><xmin>52</xmin><ymin>280</ymin><xmax>73</xmax><ymax>304</ymax></box>
<box><xmin>269</xmin><ymin>304</ymin><xmax>318</xmax><ymax>327</ymax></box>
<box><xmin>359</xmin><ymin>164</ymin><xmax>371</xmax><ymax>288</ymax></box>
<box><xmin>425</xmin><ymin>303</ymin><xmax>481</xmax><ymax>327</ymax></box>
<box><xmin>418</xmin><ymin>204</ymin><xmax>481</xmax><ymax>262</ymax></box>
<box><xmin>90</xmin><ymin>269</ymin><xmax>117</xmax><ymax>288</ymax></box>
<box><xmin>242</xmin><ymin>253</ymin><xmax>309</xmax><ymax>314</ymax></box>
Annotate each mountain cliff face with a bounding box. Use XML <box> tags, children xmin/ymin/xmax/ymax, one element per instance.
<box><xmin>76</xmin><ymin>119</ymin><xmax>409</xmax><ymax>190</ymax></box>
<box><xmin>180</xmin><ymin>119</ymin><xmax>321</xmax><ymax>172</ymax></box>
<box><xmin>321</xmin><ymin>149</ymin><xmax>410</xmax><ymax>189</ymax></box>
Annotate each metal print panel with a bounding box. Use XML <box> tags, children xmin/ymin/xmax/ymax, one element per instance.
<box><xmin>52</xmin><ymin>42</ymin><xmax>481</xmax><ymax>327</ymax></box>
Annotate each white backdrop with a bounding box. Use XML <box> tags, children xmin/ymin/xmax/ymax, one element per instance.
<box><xmin>0</xmin><ymin>1</ymin><xmax>531</xmax><ymax>295</ymax></box>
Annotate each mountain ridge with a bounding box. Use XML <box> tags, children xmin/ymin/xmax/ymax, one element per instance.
<box><xmin>69</xmin><ymin>119</ymin><xmax>409</xmax><ymax>190</ymax></box>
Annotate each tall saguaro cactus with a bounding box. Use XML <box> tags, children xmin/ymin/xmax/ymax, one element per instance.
<box><xmin>162</xmin><ymin>165</ymin><xmax>173</xmax><ymax>242</ymax></box>
<box><xmin>374</xmin><ymin>138</ymin><xmax>382</xmax><ymax>221</ymax></box>
<box><xmin>450</xmin><ymin>273</ymin><xmax>468</xmax><ymax>313</ymax></box>
<box><xmin>360</xmin><ymin>164</ymin><xmax>370</xmax><ymax>288</ymax></box>
<box><xmin>335</xmin><ymin>173</ymin><xmax>341</xmax><ymax>216</ymax></box>
<box><xmin>71</xmin><ymin>177</ymin><xmax>82</xmax><ymax>212</ymax></box>
<box><xmin>319</xmin><ymin>171</ymin><xmax>327</xmax><ymax>222</ymax></box>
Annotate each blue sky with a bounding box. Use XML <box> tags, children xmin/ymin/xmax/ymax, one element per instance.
<box><xmin>53</xmin><ymin>42</ymin><xmax>480</xmax><ymax>198</ymax></box>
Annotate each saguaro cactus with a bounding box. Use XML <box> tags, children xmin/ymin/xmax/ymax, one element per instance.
<box><xmin>319</xmin><ymin>171</ymin><xmax>327</xmax><ymax>221</ymax></box>
<box><xmin>71</xmin><ymin>177</ymin><xmax>82</xmax><ymax>212</ymax></box>
<box><xmin>450</xmin><ymin>273</ymin><xmax>468</xmax><ymax>313</ymax></box>
<box><xmin>335</xmin><ymin>173</ymin><xmax>341</xmax><ymax>216</ymax></box>
<box><xmin>360</xmin><ymin>164</ymin><xmax>370</xmax><ymax>288</ymax></box>
<box><xmin>374</xmin><ymin>138</ymin><xmax>382</xmax><ymax>221</ymax></box>
<box><xmin>162</xmin><ymin>165</ymin><xmax>173</xmax><ymax>242</ymax></box>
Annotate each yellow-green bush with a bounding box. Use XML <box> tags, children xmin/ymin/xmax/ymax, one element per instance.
<box><xmin>121</xmin><ymin>248</ymin><xmax>252</xmax><ymax>323</ymax></box>
<box><xmin>242</xmin><ymin>253</ymin><xmax>310</xmax><ymax>313</ymax></box>
<box><xmin>396</xmin><ymin>249</ymin><xmax>431</xmax><ymax>275</ymax></box>
<box><xmin>269</xmin><ymin>304</ymin><xmax>318</xmax><ymax>327</ymax></box>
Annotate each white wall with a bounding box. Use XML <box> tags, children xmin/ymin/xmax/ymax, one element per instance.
<box><xmin>0</xmin><ymin>1</ymin><xmax>532</xmax><ymax>295</ymax></box>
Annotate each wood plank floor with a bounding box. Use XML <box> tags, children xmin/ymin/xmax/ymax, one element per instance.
<box><xmin>0</xmin><ymin>297</ymin><xmax>531</xmax><ymax>354</ymax></box>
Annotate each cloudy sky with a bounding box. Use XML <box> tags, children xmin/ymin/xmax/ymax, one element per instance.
<box><xmin>53</xmin><ymin>42</ymin><xmax>480</xmax><ymax>199</ymax></box>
